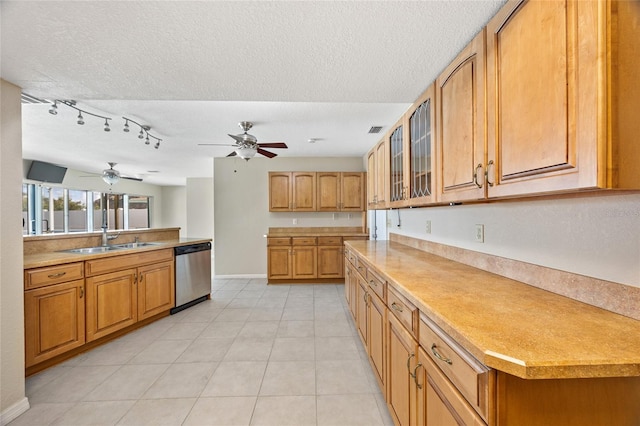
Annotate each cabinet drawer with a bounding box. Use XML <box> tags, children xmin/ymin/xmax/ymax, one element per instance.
<box><xmin>25</xmin><ymin>262</ymin><xmax>84</xmax><ymax>290</ymax></box>
<box><xmin>85</xmin><ymin>249</ymin><xmax>173</xmax><ymax>277</ymax></box>
<box><xmin>419</xmin><ymin>313</ymin><xmax>492</xmax><ymax>421</ymax></box>
<box><xmin>346</xmin><ymin>248</ymin><xmax>357</xmax><ymax>266</ymax></box>
<box><xmin>367</xmin><ymin>268</ymin><xmax>386</xmax><ymax>303</ymax></box>
<box><xmin>292</xmin><ymin>237</ymin><xmax>317</xmax><ymax>246</ymax></box>
<box><xmin>268</xmin><ymin>237</ymin><xmax>291</xmax><ymax>246</ymax></box>
<box><xmin>354</xmin><ymin>256</ymin><xmax>367</xmax><ymax>278</ymax></box>
<box><xmin>387</xmin><ymin>285</ymin><xmax>417</xmax><ymax>335</ymax></box>
<box><xmin>318</xmin><ymin>236</ymin><xmax>342</xmax><ymax>245</ymax></box>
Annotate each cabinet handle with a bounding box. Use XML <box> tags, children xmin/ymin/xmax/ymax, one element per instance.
<box><xmin>413</xmin><ymin>363</ymin><xmax>423</xmax><ymax>389</ymax></box>
<box><xmin>369</xmin><ymin>279</ymin><xmax>377</xmax><ymax>287</ymax></box>
<box><xmin>473</xmin><ymin>163</ymin><xmax>483</xmax><ymax>188</ymax></box>
<box><xmin>431</xmin><ymin>343</ymin><xmax>453</xmax><ymax>365</ymax></box>
<box><xmin>139</xmin><ymin>273</ymin><xmax>143</xmax><ymax>282</ymax></box>
<box><xmin>485</xmin><ymin>160</ymin><xmax>495</xmax><ymax>187</ymax></box>
<box><xmin>47</xmin><ymin>272</ymin><xmax>66</xmax><ymax>279</ymax></box>
<box><xmin>406</xmin><ymin>353</ymin><xmax>415</xmax><ymax>376</ymax></box>
<box><xmin>363</xmin><ymin>292</ymin><xmax>368</xmax><ymax>304</ymax></box>
<box><xmin>391</xmin><ymin>302</ymin><xmax>404</xmax><ymax>313</ymax></box>
<box><xmin>134</xmin><ymin>274</ymin><xmax>137</xmax><ymax>284</ymax></box>
<box><xmin>79</xmin><ymin>287</ymin><xmax>84</xmax><ymax>298</ymax></box>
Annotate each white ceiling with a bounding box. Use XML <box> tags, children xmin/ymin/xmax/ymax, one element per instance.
<box><xmin>2</xmin><ymin>0</ymin><xmax>506</xmax><ymax>185</ymax></box>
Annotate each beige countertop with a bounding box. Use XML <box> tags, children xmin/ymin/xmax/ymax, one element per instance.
<box><xmin>268</xmin><ymin>226</ymin><xmax>368</xmax><ymax>238</ymax></box>
<box><xmin>346</xmin><ymin>240</ymin><xmax>640</xmax><ymax>380</ymax></box>
<box><xmin>24</xmin><ymin>238</ymin><xmax>211</xmax><ymax>269</ymax></box>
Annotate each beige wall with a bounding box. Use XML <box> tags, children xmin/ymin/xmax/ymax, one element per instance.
<box><xmin>385</xmin><ymin>193</ymin><xmax>640</xmax><ymax>288</ymax></box>
<box><xmin>160</xmin><ymin>186</ymin><xmax>187</xmax><ymax>236</ymax></box>
<box><xmin>1</xmin><ymin>80</ymin><xmax>29</xmax><ymax>421</ymax></box>
<box><xmin>186</xmin><ymin>177</ymin><xmax>214</xmax><ymax>240</ymax></box>
<box><xmin>213</xmin><ymin>157</ymin><xmax>365</xmax><ymax>276</ymax></box>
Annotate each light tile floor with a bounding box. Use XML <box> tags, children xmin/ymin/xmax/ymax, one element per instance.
<box><xmin>12</xmin><ymin>278</ymin><xmax>393</xmax><ymax>426</ymax></box>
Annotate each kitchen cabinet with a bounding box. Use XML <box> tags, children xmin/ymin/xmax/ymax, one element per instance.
<box><xmin>85</xmin><ymin>249</ymin><xmax>174</xmax><ymax>342</ymax></box>
<box><xmin>436</xmin><ymin>29</ymin><xmax>487</xmax><ymax>203</ymax></box>
<box><xmin>485</xmin><ymin>0</ymin><xmax>640</xmax><ymax>197</ymax></box>
<box><xmin>389</xmin><ymin>123</ymin><xmax>408</xmax><ymax>207</ymax></box>
<box><xmin>356</xmin><ymin>274</ymin><xmax>369</xmax><ymax>347</ymax></box>
<box><xmin>267</xmin><ymin>238</ymin><xmax>293</xmax><ymax>280</ymax></box>
<box><xmin>367</xmin><ymin>138</ymin><xmax>389</xmax><ymax>209</ymax></box>
<box><xmin>268</xmin><ymin>172</ymin><xmax>316</xmax><ymax>211</ymax></box>
<box><xmin>367</xmin><ymin>281</ymin><xmax>387</xmax><ymax>395</ymax></box>
<box><xmin>24</xmin><ymin>277</ymin><xmax>85</xmax><ymax>368</ymax></box>
<box><xmin>407</xmin><ymin>84</ymin><xmax>437</xmax><ymax>206</ymax></box>
<box><xmin>387</xmin><ymin>311</ymin><xmax>419</xmax><ymax>426</ymax></box>
<box><xmin>317</xmin><ymin>236</ymin><xmax>344</xmax><ymax>279</ymax></box>
<box><xmin>317</xmin><ymin>172</ymin><xmax>365</xmax><ymax>212</ymax></box>
<box><xmin>291</xmin><ymin>237</ymin><xmax>317</xmax><ymax>279</ymax></box>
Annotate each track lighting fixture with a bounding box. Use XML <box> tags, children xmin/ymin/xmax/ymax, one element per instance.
<box><xmin>122</xmin><ymin>116</ymin><xmax>162</xmax><ymax>148</ymax></box>
<box><xmin>46</xmin><ymin>100</ymin><xmax>162</xmax><ymax>149</ymax></box>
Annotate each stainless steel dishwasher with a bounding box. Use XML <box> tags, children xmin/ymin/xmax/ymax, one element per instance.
<box><xmin>171</xmin><ymin>242</ymin><xmax>212</xmax><ymax>314</ymax></box>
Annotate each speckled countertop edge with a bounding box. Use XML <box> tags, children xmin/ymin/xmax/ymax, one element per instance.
<box><xmin>346</xmin><ymin>240</ymin><xmax>640</xmax><ymax>380</ymax></box>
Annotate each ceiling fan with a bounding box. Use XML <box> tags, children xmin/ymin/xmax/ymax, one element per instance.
<box><xmin>198</xmin><ymin>121</ymin><xmax>288</xmax><ymax>161</ymax></box>
<box><xmin>81</xmin><ymin>162</ymin><xmax>143</xmax><ymax>185</ymax></box>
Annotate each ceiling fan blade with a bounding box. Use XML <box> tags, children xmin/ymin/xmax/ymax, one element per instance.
<box><xmin>226</xmin><ymin>151</ymin><xmax>238</xmax><ymax>157</ymax></box>
<box><xmin>257</xmin><ymin>142</ymin><xmax>288</xmax><ymax>149</ymax></box>
<box><xmin>257</xmin><ymin>148</ymin><xmax>277</xmax><ymax>158</ymax></box>
<box><xmin>228</xmin><ymin>134</ymin><xmax>245</xmax><ymax>143</ymax></box>
<box><xmin>122</xmin><ymin>176</ymin><xmax>143</xmax><ymax>182</ymax></box>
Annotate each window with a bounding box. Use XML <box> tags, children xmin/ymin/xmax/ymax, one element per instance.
<box><xmin>23</xmin><ymin>183</ymin><xmax>152</xmax><ymax>235</ymax></box>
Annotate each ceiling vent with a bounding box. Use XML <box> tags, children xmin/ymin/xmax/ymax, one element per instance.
<box><xmin>368</xmin><ymin>126</ymin><xmax>383</xmax><ymax>134</ymax></box>
<box><xmin>21</xmin><ymin>93</ymin><xmax>49</xmax><ymax>104</ymax></box>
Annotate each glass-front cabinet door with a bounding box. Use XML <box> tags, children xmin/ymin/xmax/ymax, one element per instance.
<box><xmin>408</xmin><ymin>83</ymin><xmax>437</xmax><ymax>206</ymax></box>
<box><xmin>389</xmin><ymin>124</ymin><xmax>405</xmax><ymax>205</ymax></box>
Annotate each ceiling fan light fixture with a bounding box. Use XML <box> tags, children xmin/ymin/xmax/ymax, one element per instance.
<box><xmin>236</xmin><ymin>146</ymin><xmax>257</xmax><ymax>160</ymax></box>
<box><xmin>102</xmin><ymin>169</ymin><xmax>120</xmax><ymax>185</ymax></box>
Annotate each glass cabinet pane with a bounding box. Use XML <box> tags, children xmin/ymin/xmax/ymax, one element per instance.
<box><xmin>410</xmin><ymin>100</ymin><xmax>432</xmax><ymax>199</ymax></box>
<box><xmin>390</xmin><ymin>126</ymin><xmax>404</xmax><ymax>202</ymax></box>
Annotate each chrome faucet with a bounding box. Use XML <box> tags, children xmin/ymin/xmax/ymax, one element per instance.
<box><xmin>101</xmin><ymin>226</ymin><xmax>121</xmax><ymax>247</ymax></box>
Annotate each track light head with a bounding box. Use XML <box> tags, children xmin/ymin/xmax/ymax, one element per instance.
<box><xmin>154</xmin><ymin>141</ymin><xmax>160</xmax><ymax>149</ymax></box>
<box><xmin>49</xmin><ymin>102</ymin><xmax>58</xmax><ymax>115</ymax></box>
<box><xmin>123</xmin><ymin>120</ymin><xmax>130</xmax><ymax>132</ymax></box>
<box><xmin>145</xmin><ymin>136</ymin><xmax>150</xmax><ymax>145</ymax></box>
<box><xmin>138</xmin><ymin>129</ymin><xmax>144</xmax><ymax>139</ymax></box>
<box><xmin>104</xmin><ymin>119</ymin><xmax>110</xmax><ymax>132</ymax></box>
<box><xmin>77</xmin><ymin>112</ymin><xmax>84</xmax><ymax>125</ymax></box>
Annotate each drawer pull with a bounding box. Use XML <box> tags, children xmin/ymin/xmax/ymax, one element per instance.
<box><xmin>79</xmin><ymin>287</ymin><xmax>84</xmax><ymax>298</ymax></box>
<box><xmin>391</xmin><ymin>302</ymin><xmax>404</xmax><ymax>313</ymax></box>
<box><xmin>47</xmin><ymin>272</ymin><xmax>67</xmax><ymax>279</ymax></box>
<box><xmin>431</xmin><ymin>343</ymin><xmax>453</xmax><ymax>365</ymax></box>
<box><xmin>369</xmin><ymin>280</ymin><xmax>377</xmax><ymax>287</ymax></box>
<box><xmin>413</xmin><ymin>364</ymin><xmax>423</xmax><ymax>389</ymax></box>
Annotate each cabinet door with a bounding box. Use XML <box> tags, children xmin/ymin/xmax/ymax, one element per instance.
<box><xmin>356</xmin><ymin>276</ymin><xmax>368</xmax><ymax>347</ymax></box>
<box><xmin>340</xmin><ymin>172</ymin><xmax>365</xmax><ymax>211</ymax></box>
<box><xmin>416</xmin><ymin>347</ymin><xmax>485</xmax><ymax>426</ymax></box>
<box><xmin>375</xmin><ymin>139</ymin><xmax>389</xmax><ymax>208</ymax></box>
<box><xmin>24</xmin><ymin>279</ymin><xmax>85</xmax><ymax>367</ymax></box>
<box><xmin>86</xmin><ymin>269</ymin><xmax>138</xmax><ymax>342</ymax></box>
<box><xmin>317</xmin><ymin>172</ymin><xmax>340</xmax><ymax>211</ymax></box>
<box><xmin>367</xmin><ymin>149</ymin><xmax>377</xmax><ymax>208</ymax></box>
<box><xmin>486</xmin><ymin>0</ymin><xmax>579</xmax><ymax>197</ymax></box>
<box><xmin>389</xmin><ymin>123</ymin><xmax>409</xmax><ymax>207</ymax></box>
<box><xmin>267</xmin><ymin>246</ymin><xmax>292</xmax><ymax>280</ymax></box>
<box><xmin>368</xmin><ymin>291</ymin><xmax>386</xmax><ymax>396</ymax></box>
<box><xmin>317</xmin><ymin>245</ymin><xmax>344</xmax><ymax>279</ymax></box>
<box><xmin>138</xmin><ymin>261</ymin><xmax>175</xmax><ymax>321</ymax></box>
<box><xmin>387</xmin><ymin>313</ymin><xmax>419</xmax><ymax>426</ymax></box>
<box><xmin>408</xmin><ymin>84</ymin><xmax>437</xmax><ymax>206</ymax></box>
<box><xmin>291</xmin><ymin>246</ymin><xmax>317</xmax><ymax>279</ymax></box>
<box><xmin>436</xmin><ymin>30</ymin><xmax>487</xmax><ymax>203</ymax></box>
<box><xmin>269</xmin><ymin>172</ymin><xmax>292</xmax><ymax>211</ymax></box>
<box><xmin>292</xmin><ymin>172</ymin><xmax>316</xmax><ymax>211</ymax></box>
<box><xmin>346</xmin><ymin>263</ymin><xmax>358</xmax><ymax>320</ymax></box>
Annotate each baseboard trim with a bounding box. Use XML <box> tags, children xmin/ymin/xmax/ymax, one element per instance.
<box><xmin>1</xmin><ymin>397</ymin><xmax>30</xmax><ymax>426</ymax></box>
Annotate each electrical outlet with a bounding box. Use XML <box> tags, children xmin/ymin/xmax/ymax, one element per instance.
<box><xmin>293</xmin><ymin>218</ymin><xmax>298</xmax><ymax>225</ymax></box>
<box><xmin>347</xmin><ymin>213</ymin><xmax>352</xmax><ymax>219</ymax></box>
<box><xmin>425</xmin><ymin>220</ymin><xmax>431</xmax><ymax>234</ymax></box>
<box><xmin>475</xmin><ymin>224</ymin><xmax>484</xmax><ymax>243</ymax></box>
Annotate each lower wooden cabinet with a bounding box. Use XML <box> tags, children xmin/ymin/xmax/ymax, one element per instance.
<box><xmin>86</xmin><ymin>269</ymin><xmax>138</xmax><ymax>342</ymax></box>
<box><xmin>291</xmin><ymin>245</ymin><xmax>317</xmax><ymax>279</ymax></box>
<box><xmin>317</xmin><ymin>245</ymin><xmax>344</xmax><ymax>279</ymax></box>
<box><xmin>24</xmin><ymin>279</ymin><xmax>85</xmax><ymax>368</ymax></box>
<box><xmin>355</xmin><ymin>275</ymin><xmax>369</xmax><ymax>347</ymax></box>
<box><xmin>367</xmin><ymin>289</ymin><xmax>387</xmax><ymax>395</ymax></box>
<box><xmin>267</xmin><ymin>246</ymin><xmax>292</xmax><ymax>279</ymax></box>
<box><xmin>137</xmin><ymin>261</ymin><xmax>175</xmax><ymax>320</ymax></box>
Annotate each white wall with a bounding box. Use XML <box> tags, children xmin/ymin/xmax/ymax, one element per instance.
<box><xmin>1</xmin><ymin>80</ymin><xmax>29</xmax><ymax>422</ymax></box>
<box><xmin>214</xmin><ymin>157</ymin><xmax>365</xmax><ymax>276</ymax></box>
<box><xmin>186</xmin><ymin>176</ymin><xmax>214</xmax><ymax>240</ymax></box>
<box><xmin>386</xmin><ymin>193</ymin><xmax>640</xmax><ymax>287</ymax></box>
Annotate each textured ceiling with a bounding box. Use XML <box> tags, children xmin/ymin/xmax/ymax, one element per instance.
<box><xmin>2</xmin><ymin>0</ymin><xmax>506</xmax><ymax>185</ymax></box>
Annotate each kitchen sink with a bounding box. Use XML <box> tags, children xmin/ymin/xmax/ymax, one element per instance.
<box><xmin>62</xmin><ymin>246</ymin><xmax>124</xmax><ymax>254</ymax></box>
<box><xmin>112</xmin><ymin>242</ymin><xmax>162</xmax><ymax>249</ymax></box>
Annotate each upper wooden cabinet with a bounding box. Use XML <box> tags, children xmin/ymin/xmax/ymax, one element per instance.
<box><xmin>270</xmin><ymin>171</ymin><xmax>365</xmax><ymax>212</ymax></box>
<box><xmin>367</xmin><ymin>139</ymin><xmax>389</xmax><ymax>209</ymax></box>
<box><xmin>269</xmin><ymin>172</ymin><xmax>316</xmax><ymax>211</ymax></box>
<box><xmin>389</xmin><ymin>123</ymin><xmax>408</xmax><ymax>208</ymax></box>
<box><xmin>485</xmin><ymin>0</ymin><xmax>640</xmax><ymax>196</ymax></box>
<box><xmin>317</xmin><ymin>172</ymin><xmax>365</xmax><ymax>211</ymax></box>
<box><xmin>436</xmin><ymin>29</ymin><xmax>487</xmax><ymax>203</ymax></box>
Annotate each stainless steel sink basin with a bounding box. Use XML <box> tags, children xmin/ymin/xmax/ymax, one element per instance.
<box><xmin>63</xmin><ymin>246</ymin><xmax>123</xmax><ymax>254</ymax></box>
<box><xmin>112</xmin><ymin>242</ymin><xmax>161</xmax><ymax>249</ymax></box>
